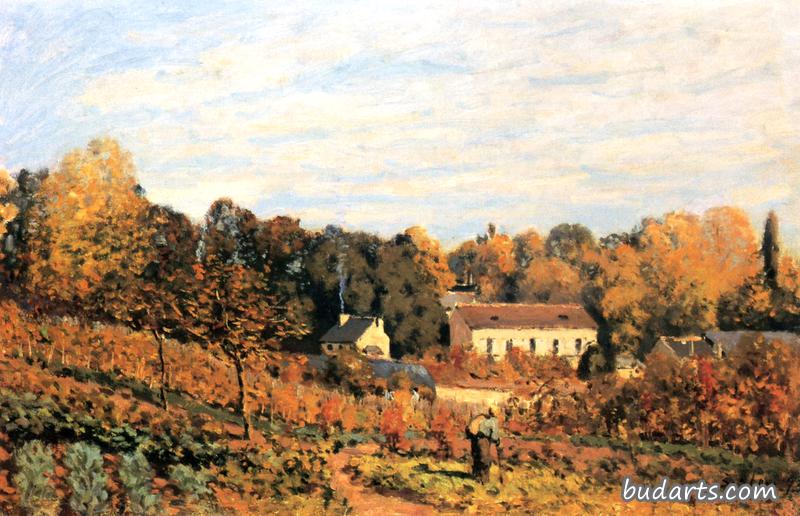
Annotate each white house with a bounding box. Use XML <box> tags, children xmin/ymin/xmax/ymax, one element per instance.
<box><xmin>449</xmin><ymin>303</ymin><xmax>598</xmax><ymax>364</ymax></box>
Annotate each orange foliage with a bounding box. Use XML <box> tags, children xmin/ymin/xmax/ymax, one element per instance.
<box><xmin>27</xmin><ymin>139</ymin><xmax>154</xmax><ymax>314</ymax></box>
<box><xmin>380</xmin><ymin>402</ymin><xmax>408</xmax><ymax>452</ymax></box>
<box><xmin>429</xmin><ymin>404</ymin><xmax>459</xmax><ymax>458</ymax></box>
<box><xmin>404</xmin><ymin>226</ymin><xmax>456</xmax><ymax>296</ymax></box>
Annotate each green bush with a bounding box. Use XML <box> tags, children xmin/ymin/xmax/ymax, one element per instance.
<box><xmin>0</xmin><ymin>388</ymin><xmax>229</xmax><ymax>470</ymax></box>
<box><xmin>119</xmin><ymin>449</ymin><xmax>161</xmax><ymax>515</ymax></box>
<box><xmin>13</xmin><ymin>440</ymin><xmax>58</xmax><ymax>515</ymax></box>
<box><xmin>168</xmin><ymin>464</ymin><xmax>211</xmax><ymax>499</ymax></box>
<box><xmin>64</xmin><ymin>442</ymin><xmax>108</xmax><ymax>515</ymax></box>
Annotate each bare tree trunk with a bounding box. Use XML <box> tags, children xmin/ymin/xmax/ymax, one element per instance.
<box><xmin>234</xmin><ymin>354</ymin><xmax>251</xmax><ymax>440</ymax></box>
<box><xmin>152</xmin><ymin>330</ymin><xmax>168</xmax><ymax>410</ymax></box>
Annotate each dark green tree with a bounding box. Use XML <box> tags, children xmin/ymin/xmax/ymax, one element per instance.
<box><xmin>545</xmin><ymin>223</ymin><xmax>597</xmax><ymax>267</ymax></box>
<box><xmin>762</xmin><ymin>210</ymin><xmax>780</xmax><ymax>290</ymax></box>
<box><xmin>0</xmin><ymin>168</ymin><xmax>49</xmax><ymax>285</ymax></box>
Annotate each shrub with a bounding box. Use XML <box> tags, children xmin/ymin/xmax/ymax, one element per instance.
<box><xmin>168</xmin><ymin>464</ymin><xmax>211</xmax><ymax>499</ymax></box>
<box><xmin>380</xmin><ymin>403</ymin><xmax>407</xmax><ymax>452</ymax></box>
<box><xmin>64</xmin><ymin>442</ymin><xmax>108</xmax><ymax>515</ymax></box>
<box><xmin>13</xmin><ymin>440</ymin><xmax>58</xmax><ymax>515</ymax></box>
<box><xmin>429</xmin><ymin>405</ymin><xmax>459</xmax><ymax>459</ymax></box>
<box><xmin>119</xmin><ymin>449</ymin><xmax>160</xmax><ymax>515</ymax></box>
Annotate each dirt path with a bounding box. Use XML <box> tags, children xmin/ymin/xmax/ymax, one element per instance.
<box><xmin>329</xmin><ymin>444</ymin><xmax>437</xmax><ymax>516</ymax></box>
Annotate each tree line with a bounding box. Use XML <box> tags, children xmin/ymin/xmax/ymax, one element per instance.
<box><xmin>449</xmin><ymin>208</ymin><xmax>800</xmax><ymax>366</ymax></box>
<box><xmin>2</xmin><ymin>138</ymin><xmax>799</xmax><ymax>374</ymax></box>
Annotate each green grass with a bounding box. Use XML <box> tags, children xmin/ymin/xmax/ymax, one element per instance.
<box><xmin>350</xmin><ymin>453</ymin><xmax>613</xmax><ymax>514</ymax></box>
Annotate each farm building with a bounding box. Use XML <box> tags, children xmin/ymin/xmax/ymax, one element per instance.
<box><xmin>650</xmin><ymin>335</ymin><xmax>714</xmax><ymax>360</ymax></box>
<box><xmin>449</xmin><ymin>303</ymin><xmax>598</xmax><ymax>363</ymax></box>
<box><xmin>320</xmin><ymin>314</ymin><xmax>391</xmax><ymax>357</ymax></box>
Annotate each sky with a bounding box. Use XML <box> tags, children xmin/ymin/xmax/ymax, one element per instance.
<box><xmin>0</xmin><ymin>0</ymin><xmax>798</xmax><ymax>251</ymax></box>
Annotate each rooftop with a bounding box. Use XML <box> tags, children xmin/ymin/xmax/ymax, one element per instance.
<box><xmin>320</xmin><ymin>316</ymin><xmax>380</xmax><ymax>343</ymax></box>
<box><xmin>452</xmin><ymin>303</ymin><xmax>598</xmax><ymax>330</ymax></box>
<box><xmin>704</xmin><ymin>330</ymin><xmax>800</xmax><ymax>356</ymax></box>
<box><xmin>655</xmin><ymin>336</ymin><xmax>714</xmax><ymax>359</ymax></box>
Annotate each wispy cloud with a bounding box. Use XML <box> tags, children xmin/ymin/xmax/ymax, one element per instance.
<box><xmin>0</xmin><ymin>0</ymin><xmax>798</xmax><ymax>251</ymax></box>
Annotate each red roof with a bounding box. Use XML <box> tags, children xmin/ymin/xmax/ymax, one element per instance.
<box><xmin>453</xmin><ymin>303</ymin><xmax>598</xmax><ymax>330</ymax></box>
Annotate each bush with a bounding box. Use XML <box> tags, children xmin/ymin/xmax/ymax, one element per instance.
<box><xmin>168</xmin><ymin>464</ymin><xmax>211</xmax><ymax>499</ymax></box>
<box><xmin>429</xmin><ymin>405</ymin><xmax>459</xmax><ymax>459</ymax></box>
<box><xmin>64</xmin><ymin>442</ymin><xmax>108</xmax><ymax>515</ymax></box>
<box><xmin>380</xmin><ymin>403</ymin><xmax>408</xmax><ymax>452</ymax></box>
<box><xmin>119</xmin><ymin>449</ymin><xmax>160</xmax><ymax>515</ymax></box>
<box><xmin>13</xmin><ymin>440</ymin><xmax>58</xmax><ymax>515</ymax></box>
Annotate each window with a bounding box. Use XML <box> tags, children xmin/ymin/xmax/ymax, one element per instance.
<box><xmin>506</xmin><ymin>339</ymin><xmax>514</xmax><ymax>352</ymax></box>
<box><xmin>552</xmin><ymin>339</ymin><xmax>559</xmax><ymax>355</ymax></box>
<box><xmin>529</xmin><ymin>338</ymin><xmax>536</xmax><ymax>353</ymax></box>
<box><xmin>486</xmin><ymin>338</ymin><xmax>494</xmax><ymax>354</ymax></box>
<box><xmin>327</xmin><ymin>344</ymin><xmax>333</xmax><ymax>351</ymax></box>
<box><xmin>575</xmin><ymin>338</ymin><xmax>582</xmax><ymax>354</ymax></box>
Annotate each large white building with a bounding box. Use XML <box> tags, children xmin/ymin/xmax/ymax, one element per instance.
<box><xmin>449</xmin><ymin>303</ymin><xmax>598</xmax><ymax>364</ymax></box>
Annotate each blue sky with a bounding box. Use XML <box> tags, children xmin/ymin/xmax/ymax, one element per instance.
<box><xmin>1</xmin><ymin>0</ymin><xmax>798</xmax><ymax>251</ymax></box>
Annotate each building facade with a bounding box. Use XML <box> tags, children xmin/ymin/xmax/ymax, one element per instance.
<box><xmin>320</xmin><ymin>314</ymin><xmax>391</xmax><ymax>357</ymax></box>
<box><xmin>449</xmin><ymin>303</ymin><xmax>598</xmax><ymax>363</ymax></box>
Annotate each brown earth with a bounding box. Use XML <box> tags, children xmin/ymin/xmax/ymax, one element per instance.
<box><xmin>329</xmin><ymin>444</ymin><xmax>438</xmax><ymax>516</ymax></box>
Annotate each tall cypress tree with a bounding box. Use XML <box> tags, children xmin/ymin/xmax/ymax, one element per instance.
<box><xmin>762</xmin><ymin>211</ymin><xmax>780</xmax><ymax>290</ymax></box>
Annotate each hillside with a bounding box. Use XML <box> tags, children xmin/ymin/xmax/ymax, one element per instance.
<box><xmin>1</xmin><ymin>301</ymin><xmax>800</xmax><ymax>513</ymax></box>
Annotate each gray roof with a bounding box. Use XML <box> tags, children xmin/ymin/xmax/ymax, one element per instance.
<box><xmin>370</xmin><ymin>359</ymin><xmax>436</xmax><ymax>391</ymax></box>
<box><xmin>440</xmin><ymin>291</ymin><xmax>477</xmax><ymax>310</ymax></box>
<box><xmin>655</xmin><ymin>336</ymin><xmax>714</xmax><ymax>359</ymax></box>
<box><xmin>306</xmin><ymin>355</ymin><xmax>436</xmax><ymax>392</ymax></box>
<box><xmin>320</xmin><ymin>317</ymin><xmax>376</xmax><ymax>343</ymax></box>
<box><xmin>704</xmin><ymin>331</ymin><xmax>800</xmax><ymax>357</ymax></box>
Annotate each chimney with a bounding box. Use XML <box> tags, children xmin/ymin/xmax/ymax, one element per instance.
<box><xmin>375</xmin><ymin>317</ymin><xmax>383</xmax><ymax>330</ymax></box>
<box><xmin>339</xmin><ymin>313</ymin><xmax>350</xmax><ymax>326</ymax></box>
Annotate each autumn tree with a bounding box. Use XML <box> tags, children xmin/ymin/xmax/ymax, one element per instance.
<box><xmin>701</xmin><ymin>207</ymin><xmax>759</xmax><ymax>298</ymax></box>
<box><xmin>449</xmin><ymin>223</ymin><xmax>517</xmax><ymax>301</ymax></box>
<box><xmin>18</xmin><ymin>140</ymin><xmax>195</xmax><ymax>408</ymax></box>
<box><xmin>513</xmin><ymin>229</ymin><xmax>545</xmax><ymax>269</ymax></box>
<box><xmin>717</xmin><ymin>211</ymin><xmax>799</xmax><ymax>331</ymax></box>
<box><xmin>403</xmin><ymin>226</ymin><xmax>455</xmax><ymax>296</ymax></box>
<box><xmin>186</xmin><ymin>199</ymin><xmax>304</xmax><ymax>438</ymax></box>
<box><xmin>516</xmin><ymin>257</ymin><xmax>583</xmax><ymax>304</ymax></box>
<box><xmin>0</xmin><ymin>171</ymin><xmax>18</xmax><ymax>271</ymax></box>
<box><xmin>103</xmin><ymin>205</ymin><xmax>197</xmax><ymax>409</ymax></box>
<box><xmin>0</xmin><ymin>168</ymin><xmax>48</xmax><ymax>284</ymax></box>
<box><xmin>590</xmin><ymin>209</ymin><xmax>760</xmax><ymax>354</ymax></box>
<box><xmin>716</xmin><ymin>334</ymin><xmax>800</xmax><ymax>457</ymax></box>
<box><xmin>25</xmin><ymin>139</ymin><xmax>153</xmax><ymax>316</ymax></box>
<box><xmin>0</xmin><ymin>170</ymin><xmax>17</xmax><ymax>239</ymax></box>
<box><xmin>257</xmin><ymin>216</ymin><xmax>314</xmax><ymax>338</ymax></box>
<box><xmin>380</xmin><ymin>402</ymin><xmax>407</xmax><ymax>452</ymax></box>
<box><xmin>429</xmin><ymin>404</ymin><xmax>459</xmax><ymax>458</ymax></box>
